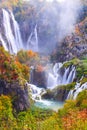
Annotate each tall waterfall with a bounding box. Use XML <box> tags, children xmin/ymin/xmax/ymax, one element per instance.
<box><xmin>3</xmin><ymin>9</ymin><xmax>17</xmax><ymax>53</ymax></box>
<box><xmin>47</xmin><ymin>63</ymin><xmax>76</xmax><ymax>89</ymax></box>
<box><xmin>0</xmin><ymin>9</ymin><xmax>23</xmax><ymax>53</ymax></box>
<box><xmin>9</xmin><ymin>10</ymin><xmax>23</xmax><ymax>50</ymax></box>
<box><xmin>67</xmin><ymin>82</ymin><xmax>87</xmax><ymax>100</ymax></box>
<box><xmin>1</xmin><ymin>9</ymin><xmax>39</xmax><ymax>53</ymax></box>
<box><xmin>27</xmin><ymin>25</ymin><xmax>38</xmax><ymax>52</ymax></box>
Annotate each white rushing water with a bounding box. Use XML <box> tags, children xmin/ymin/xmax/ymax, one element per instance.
<box><xmin>47</xmin><ymin>63</ymin><xmax>76</xmax><ymax>89</ymax></box>
<box><xmin>27</xmin><ymin>25</ymin><xmax>38</xmax><ymax>52</ymax></box>
<box><xmin>1</xmin><ymin>9</ymin><xmax>39</xmax><ymax>53</ymax></box>
<box><xmin>9</xmin><ymin>10</ymin><xmax>23</xmax><ymax>51</ymax></box>
<box><xmin>67</xmin><ymin>82</ymin><xmax>87</xmax><ymax>100</ymax></box>
<box><xmin>29</xmin><ymin>83</ymin><xmax>45</xmax><ymax>101</ymax></box>
<box><xmin>47</xmin><ymin>63</ymin><xmax>62</xmax><ymax>89</ymax></box>
<box><xmin>28</xmin><ymin>83</ymin><xmax>64</xmax><ymax>111</ymax></box>
<box><xmin>27</xmin><ymin>63</ymin><xmax>76</xmax><ymax>111</ymax></box>
<box><xmin>3</xmin><ymin>9</ymin><xmax>17</xmax><ymax>53</ymax></box>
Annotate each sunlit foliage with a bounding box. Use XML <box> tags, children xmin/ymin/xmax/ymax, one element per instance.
<box><xmin>0</xmin><ymin>47</ymin><xmax>29</xmax><ymax>82</ymax></box>
<box><xmin>17</xmin><ymin>49</ymin><xmax>40</xmax><ymax>66</ymax></box>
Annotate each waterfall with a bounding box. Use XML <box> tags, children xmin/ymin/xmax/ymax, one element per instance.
<box><xmin>9</xmin><ymin>10</ymin><xmax>23</xmax><ymax>51</ymax></box>
<box><xmin>62</xmin><ymin>67</ymin><xmax>70</xmax><ymax>84</ymax></box>
<box><xmin>27</xmin><ymin>25</ymin><xmax>38</xmax><ymax>52</ymax></box>
<box><xmin>47</xmin><ymin>63</ymin><xmax>63</xmax><ymax>89</ymax></box>
<box><xmin>28</xmin><ymin>83</ymin><xmax>64</xmax><ymax>111</ymax></box>
<box><xmin>2</xmin><ymin>9</ymin><xmax>23</xmax><ymax>53</ymax></box>
<box><xmin>28</xmin><ymin>84</ymin><xmax>45</xmax><ymax>101</ymax></box>
<box><xmin>47</xmin><ymin>63</ymin><xmax>76</xmax><ymax>89</ymax></box>
<box><xmin>2</xmin><ymin>9</ymin><xmax>17</xmax><ymax>53</ymax></box>
<box><xmin>67</xmin><ymin>82</ymin><xmax>87</xmax><ymax>100</ymax></box>
<box><xmin>1</xmin><ymin>9</ymin><xmax>39</xmax><ymax>53</ymax></box>
<box><xmin>66</xmin><ymin>66</ymin><xmax>76</xmax><ymax>84</ymax></box>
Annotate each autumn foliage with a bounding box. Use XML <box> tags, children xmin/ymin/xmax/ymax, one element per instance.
<box><xmin>17</xmin><ymin>49</ymin><xmax>40</xmax><ymax>66</ymax></box>
<box><xmin>0</xmin><ymin>47</ymin><xmax>29</xmax><ymax>82</ymax></box>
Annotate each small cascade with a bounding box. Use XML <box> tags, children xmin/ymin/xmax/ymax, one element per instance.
<box><xmin>29</xmin><ymin>84</ymin><xmax>45</xmax><ymax>101</ymax></box>
<box><xmin>67</xmin><ymin>82</ymin><xmax>87</xmax><ymax>100</ymax></box>
<box><xmin>62</xmin><ymin>66</ymin><xmax>76</xmax><ymax>85</ymax></box>
<box><xmin>2</xmin><ymin>9</ymin><xmax>17</xmax><ymax>53</ymax></box>
<box><xmin>47</xmin><ymin>63</ymin><xmax>76</xmax><ymax>89</ymax></box>
<box><xmin>28</xmin><ymin>83</ymin><xmax>64</xmax><ymax>111</ymax></box>
<box><xmin>47</xmin><ymin>63</ymin><xmax>63</xmax><ymax>89</ymax></box>
<box><xmin>27</xmin><ymin>25</ymin><xmax>38</xmax><ymax>52</ymax></box>
<box><xmin>66</xmin><ymin>66</ymin><xmax>76</xmax><ymax>84</ymax></box>
<box><xmin>47</xmin><ymin>73</ymin><xmax>58</xmax><ymax>89</ymax></box>
<box><xmin>62</xmin><ymin>67</ymin><xmax>70</xmax><ymax>84</ymax></box>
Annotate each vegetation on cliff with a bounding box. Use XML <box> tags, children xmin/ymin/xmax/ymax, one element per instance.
<box><xmin>0</xmin><ymin>47</ymin><xmax>29</xmax><ymax>84</ymax></box>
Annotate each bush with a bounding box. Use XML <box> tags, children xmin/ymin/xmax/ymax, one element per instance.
<box><xmin>76</xmin><ymin>90</ymin><xmax>87</xmax><ymax>109</ymax></box>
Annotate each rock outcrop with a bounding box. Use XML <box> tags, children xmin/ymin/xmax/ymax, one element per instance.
<box><xmin>0</xmin><ymin>80</ymin><xmax>30</xmax><ymax>112</ymax></box>
<box><xmin>51</xmin><ymin>16</ymin><xmax>87</xmax><ymax>62</ymax></box>
<box><xmin>42</xmin><ymin>87</ymin><xmax>69</xmax><ymax>101</ymax></box>
<box><xmin>31</xmin><ymin>69</ymin><xmax>47</xmax><ymax>88</ymax></box>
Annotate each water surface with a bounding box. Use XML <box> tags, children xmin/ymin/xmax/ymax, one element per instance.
<box><xmin>34</xmin><ymin>99</ymin><xmax>64</xmax><ymax>111</ymax></box>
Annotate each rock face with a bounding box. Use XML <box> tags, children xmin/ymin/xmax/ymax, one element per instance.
<box><xmin>42</xmin><ymin>87</ymin><xmax>69</xmax><ymax>101</ymax></box>
<box><xmin>0</xmin><ymin>80</ymin><xmax>30</xmax><ymax>112</ymax></box>
<box><xmin>51</xmin><ymin>16</ymin><xmax>87</xmax><ymax>62</ymax></box>
<box><xmin>31</xmin><ymin>69</ymin><xmax>47</xmax><ymax>88</ymax></box>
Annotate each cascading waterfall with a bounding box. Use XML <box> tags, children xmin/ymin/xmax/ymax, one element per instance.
<box><xmin>2</xmin><ymin>9</ymin><xmax>18</xmax><ymax>53</ymax></box>
<box><xmin>28</xmin><ymin>83</ymin><xmax>63</xmax><ymax>111</ymax></box>
<box><xmin>66</xmin><ymin>66</ymin><xmax>76</xmax><ymax>84</ymax></box>
<box><xmin>29</xmin><ymin>84</ymin><xmax>45</xmax><ymax>101</ymax></box>
<box><xmin>1</xmin><ymin>9</ymin><xmax>23</xmax><ymax>53</ymax></box>
<box><xmin>47</xmin><ymin>63</ymin><xmax>63</xmax><ymax>89</ymax></box>
<box><xmin>1</xmin><ymin>9</ymin><xmax>39</xmax><ymax>53</ymax></box>
<box><xmin>67</xmin><ymin>82</ymin><xmax>87</xmax><ymax>100</ymax></box>
<box><xmin>9</xmin><ymin>10</ymin><xmax>23</xmax><ymax>50</ymax></box>
<box><xmin>62</xmin><ymin>67</ymin><xmax>70</xmax><ymax>84</ymax></box>
<box><xmin>47</xmin><ymin>63</ymin><xmax>76</xmax><ymax>89</ymax></box>
<box><xmin>2</xmin><ymin>9</ymin><xmax>39</xmax><ymax>53</ymax></box>
<box><xmin>25</xmin><ymin>63</ymin><xmax>76</xmax><ymax>111</ymax></box>
<box><xmin>27</xmin><ymin>25</ymin><xmax>38</xmax><ymax>52</ymax></box>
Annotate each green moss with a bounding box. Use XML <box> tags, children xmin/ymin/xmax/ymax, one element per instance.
<box><xmin>56</xmin><ymin>82</ymin><xmax>76</xmax><ymax>91</ymax></box>
<box><xmin>76</xmin><ymin>59</ymin><xmax>87</xmax><ymax>80</ymax></box>
<box><xmin>80</xmin><ymin>77</ymin><xmax>87</xmax><ymax>85</ymax></box>
<box><xmin>63</xmin><ymin>58</ymin><xmax>80</xmax><ymax>68</ymax></box>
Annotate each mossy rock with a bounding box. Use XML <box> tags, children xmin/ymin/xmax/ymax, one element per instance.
<box><xmin>55</xmin><ymin>82</ymin><xmax>76</xmax><ymax>91</ymax></box>
<box><xmin>42</xmin><ymin>82</ymin><xmax>76</xmax><ymax>101</ymax></box>
<box><xmin>63</xmin><ymin>58</ymin><xmax>80</xmax><ymax>68</ymax></box>
<box><xmin>80</xmin><ymin>77</ymin><xmax>87</xmax><ymax>85</ymax></box>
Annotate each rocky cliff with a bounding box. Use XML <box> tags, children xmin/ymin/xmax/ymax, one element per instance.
<box><xmin>0</xmin><ymin>80</ymin><xmax>30</xmax><ymax>112</ymax></box>
<box><xmin>51</xmin><ymin>15</ymin><xmax>87</xmax><ymax>62</ymax></box>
